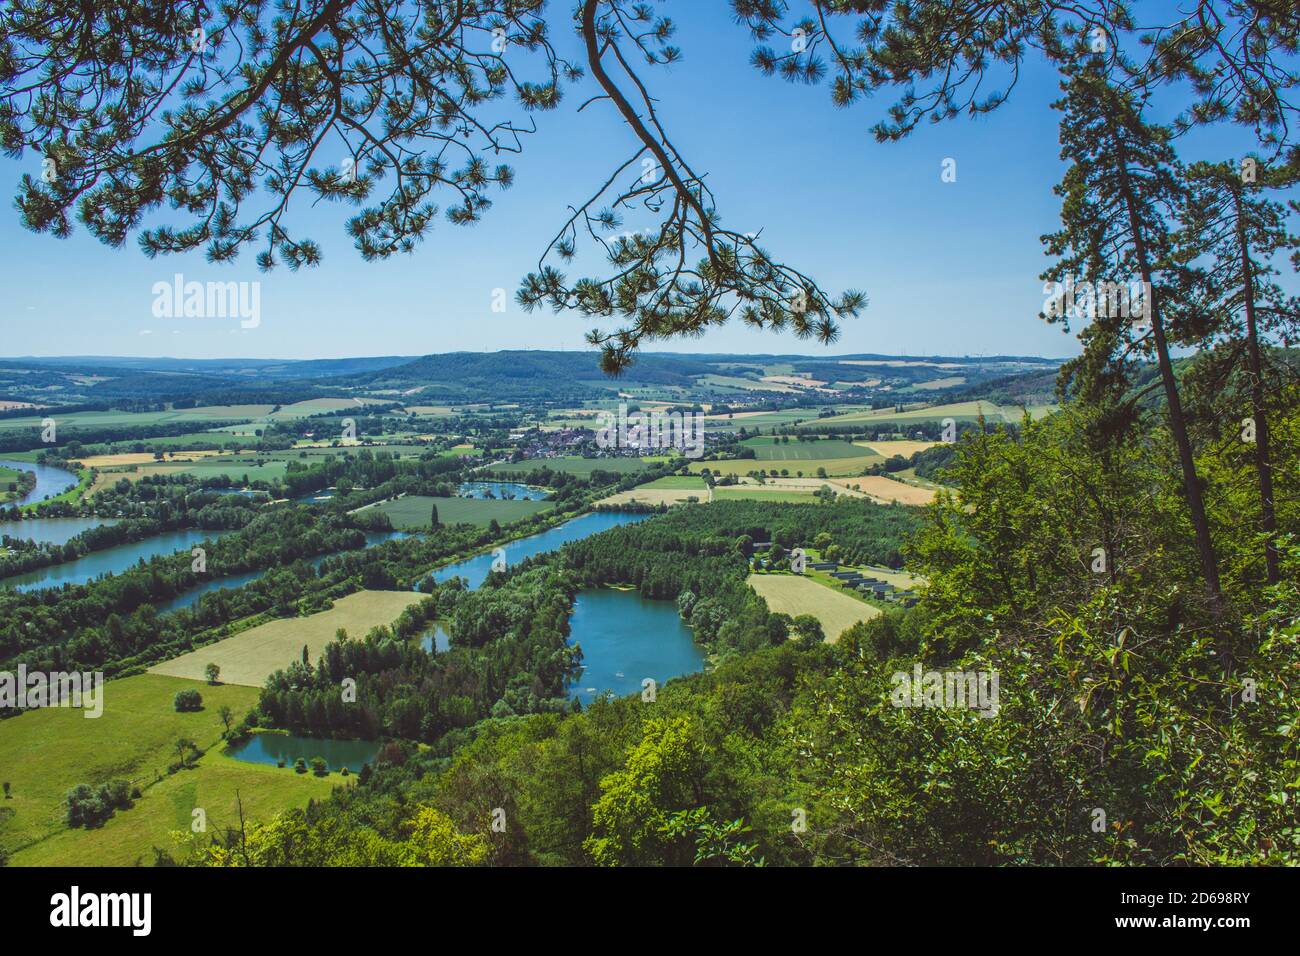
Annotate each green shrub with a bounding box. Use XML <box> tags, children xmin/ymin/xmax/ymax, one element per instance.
<box><xmin>173</xmin><ymin>689</ymin><xmax>203</xmax><ymax>712</ymax></box>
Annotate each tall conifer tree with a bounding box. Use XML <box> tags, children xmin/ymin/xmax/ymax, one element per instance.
<box><xmin>1042</xmin><ymin>64</ymin><xmax>1223</xmax><ymax>615</ymax></box>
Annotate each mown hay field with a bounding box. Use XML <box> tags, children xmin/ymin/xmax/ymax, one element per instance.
<box><xmin>746</xmin><ymin>574</ymin><xmax>878</xmax><ymax>642</ymax></box>
<box><xmin>149</xmin><ymin>591</ymin><xmax>429</xmax><ymax>687</ymax></box>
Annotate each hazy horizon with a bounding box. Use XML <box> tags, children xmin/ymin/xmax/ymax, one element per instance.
<box><xmin>0</xmin><ymin>346</ymin><xmax>1071</xmax><ymax>362</ymax></box>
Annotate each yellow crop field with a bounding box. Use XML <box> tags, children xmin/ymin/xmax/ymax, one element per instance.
<box><xmin>855</xmin><ymin>440</ymin><xmax>939</xmax><ymax>458</ymax></box>
<box><xmin>77</xmin><ymin>450</ymin><xmax>227</xmax><ymax>467</ymax></box>
<box><xmin>149</xmin><ymin>591</ymin><xmax>430</xmax><ymax>687</ymax></box>
<box><xmin>746</xmin><ymin>574</ymin><xmax>878</xmax><ymax>642</ymax></box>
<box><xmin>833</xmin><ymin>476</ymin><xmax>938</xmax><ymax>506</ymax></box>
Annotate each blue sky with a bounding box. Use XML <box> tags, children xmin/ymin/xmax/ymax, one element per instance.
<box><xmin>0</xmin><ymin>4</ymin><xmax>1277</xmax><ymax>361</ymax></box>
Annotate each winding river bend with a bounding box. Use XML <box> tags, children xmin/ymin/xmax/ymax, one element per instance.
<box><xmin>0</xmin><ymin>529</ymin><xmax>229</xmax><ymax>593</ymax></box>
<box><xmin>0</xmin><ymin>458</ymin><xmax>78</xmax><ymax>507</ymax></box>
<box><xmin>426</xmin><ymin>510</ymin><xmax>649</xmax><ymax>590</ymax></box>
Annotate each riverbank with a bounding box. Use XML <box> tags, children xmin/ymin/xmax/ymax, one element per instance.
<box><xmin>0</xmin><ymin>466</ymin><xmax>36</xmax><ymax>505</ymax></box>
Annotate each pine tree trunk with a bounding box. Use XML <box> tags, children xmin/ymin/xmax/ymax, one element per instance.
<box><xmin>1232</xmin><ymin>190</ymin><xmax>1280</xmax><ymax>584</ymax></box>
<box><xmin>1116</xmin><ymin>162</ymin><xmax>1225</xmax><ymax>615</ymax></box>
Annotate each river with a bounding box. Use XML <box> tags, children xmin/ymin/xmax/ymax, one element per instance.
<box><xmin>155</xmin><ymin>530</ymin><xmax>415</xmax><ymax>613</ymax></box>
<box><xmin>0</xmin><ymin>457</ymin><xmax>78</xmax><ymax>507</ymax></box>
<box><xmin>425</xmin><ymin>510</ymin><xmax>650</xmax><ymax>590</ymax></box>
<box><xmin>0</xmin><ymin>516</ymin><xmax>121</xmax><ymax>546</ymax></box>
<box><xmin>0</xmin><ymin>529</ymin><xmax>228</xmax><ymax>592</ymax></box>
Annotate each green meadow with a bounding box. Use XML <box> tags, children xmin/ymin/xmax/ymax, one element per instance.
<box><xmin>374</xmin><ymin>494</ymin><xmax>553</xmax><ymax>530</ymax></box>
<box><xmin>86</xmin><ymin>431</ymin><xmax>254</xmax><ymax>452</ymax></box>
<box><xmin>640</xmin><ymin>475</ymin><xmax>707</xmax><ymax>489</ymax></box>
<box><xmin>739</xmin><ymin>437</ymin><xmax>868</xmax><ymax>460</ymax></box>
<box><xmin>173</xmin><ymin>459</ymin><xmax>290</xmax><ymax>483</ymax></box>
<box><xmin>0</xmin><ymin>674</ymin><xmax>261</xmax><ymax>853</ymax></box>
<box><xmin>712</xmin><ymin>486</ymin><xmax>820</xmax><ymax>504</ymax></box>
<box><xmin>11</xmin><ymin>751</ymin><xmax>338</xmax><ymax>866</ymax></box>
<box><xmin>693</xmin><ymin>453</ymin><xmax>881</xmax><ymax>477</ymax></box>
<box><xmin>149</xmin><ymin>590</ymin><xmax>428</xmax><ymax>687</ymax></box>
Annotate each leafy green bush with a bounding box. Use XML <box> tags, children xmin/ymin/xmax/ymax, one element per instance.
<box><xmin>173</xmin><ymin>689</ymin><xmax>203</xmax><ymax>712</ymax></box>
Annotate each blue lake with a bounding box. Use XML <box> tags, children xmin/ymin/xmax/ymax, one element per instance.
<box><xmin>426</xmin><ymin>510</ymin><xmax>650</xmax><ymax>591</ymax></box>
<box><xmin>566</xmin><ymin>588</ymin><xmax>705</xmax><ymax>704</ymax></box>
<box><xmin>422</xmin><ymin>589</ymin><xmax>704</xmax><ymax>703</ymax></box>
<box><xmin>231</xmin><ymin>512</ymin><xmax>702</xmax><ymax>750</ymax></box>
<box><xmin>228</xmin><ymin>734</ymin><xmax>380</xmax><ymax>773</ymax></box>
<box><xmin>419</xmin><ymin>513</ymin><xmax>704</xmax><ymax>699</ymax></box>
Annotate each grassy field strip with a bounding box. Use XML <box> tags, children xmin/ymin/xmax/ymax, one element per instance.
<box><xmin>75</xmin><ymin>450</ymin><xmax>228</xmax><ymax>467</ymax></box>
<box><xmin>149</xmin><ymin>590</ymin><xmax>428</xmax><ymax>687</ymax></box>
<box><xmin>739</xmin><ymin>438</ymin><xmax>868</xmax><ymax>461</ymax></box>
<box><xmin>596</xmin><ymin>488</ymin><xmax>708</xmax><ymax>508</ymax></box>
<box><xmin>710</xmin><ymin>478</ymin><xmax>859</xmax><ymax>504</ymax></box>
<box><xmin>595</xmin><ymin>474</ymin><xmax>709</xmax><ymax>508</ymax></box>
<box><xmin>490</xmin><ymin>456</ymin><xmax>662</xmax><ymax>476</ymax></box>
<box><xmin>713</xmin><ymin>487</ymin><xmax>816</xmax><ymax>503</ymax></box>
<box><xmin>742</xmin><ymin>477</ymin><xmax>867</xmax><ymax>495</ymax></box>
<box><xmin>808</xmin><ymin>400</ymin><xmax>1057</xmax><ymax>430</ymax></box>
<box><xmin>12</xmin><ymin>752</ymin><xmax>338</xmax><ymax>867</ymax></box>
<box><xmin>0</xmin><ymin>674</ymin><xmax>260</xmax><ymax>851</ymax></box>
<box><xmin>692</xmin><ymin>454</ymin><xmax>882</xmax><ymax>477</ymax></box>
<box><xmin>698</xmin><ymin>374</ymin><xmax>797</xmax><ymax>392</ymax></box>
<box><xmin>375</xmin><ymin>494</ymin><xmax>552</xmax><ymax>530</ymax></box>
<box><xmin>912</xmin><ymin>376</ymin><xmax>966</xmax><ymax>389</ymax></box>
<box><xmin>90</xmin><ymin>458</ymin><xmax>291</xmax><ymax>486</ymax></box>
<box><xmin>746</xmin><ymin>574</ymin><xmax>878</xmax><ymax>642</ymax></box>
<box><xmin>641</xmin><ymin>475</ymin><xmax>708</xmax><ymax>489</ymax></box>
